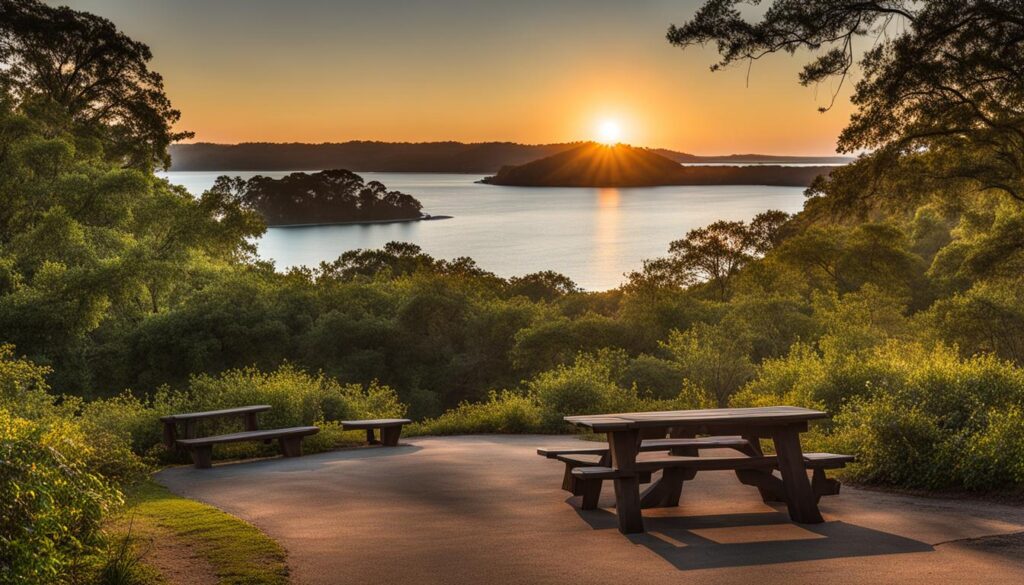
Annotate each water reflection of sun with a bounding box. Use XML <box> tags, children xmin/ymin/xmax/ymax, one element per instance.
<box><xmin>597</xmin><ymin>187</ymin><xmax>620</xmax><ymax>208</ymax></box>
<box><xmin>595</xmin><ymin>188</ymin><xmax>621</xmax><ymax>287</ymax></box>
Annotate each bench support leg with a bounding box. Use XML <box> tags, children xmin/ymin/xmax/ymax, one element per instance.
<box><xmin>772</xmin><ymin>427</ymin><xmax>824</xmax><ymax>524</ymax></box>
<box><xmin>366</xmin><ymin>429</ymin><xmax>379</xmax><ymax>444</ymax></box>
<box><xmin>190</xmin><ymin>446</ymin><xmax>213</xmax><ymax>469</ymax></box>
<box><xmin>640</xmin><ymin>468</ymin><xmax>693</xmax><ymax>508</ymax></box>
<box><xmin>380</xmin><ymin>426</ymin><xmax>402</xmax><ymax>447</ymax></box>
<box><xmin>280</xmin><ymin>437</ymin><xmax>303</xmax><ymax>457</ymax></box>
<box><xmin>162</xmin><ymin>422</ymin><xmax>177</xmax><ymax>450</ymax></box>
<box><xmin>811</xmin><ymin>468</ymin><xmax>841</xmax><ymax>503</ymax></box>
<box><xmin>579</xmin><ymin>479</ymin><xmax>602</xmax><ymax>510</ymax></box>
<box><xmin>735</xmin><ymin>469</ymin><xmax>787</xmax><ymax>503</ymax></box>
<box><xmin>613</xmin><ymin>475</ymin><xmax>644</xmax><ymax>534</ymax></box>
<box><xmin>562</xmin><ymin>464</ymin><xmax>581</xmax><ymax>494</ymax></box>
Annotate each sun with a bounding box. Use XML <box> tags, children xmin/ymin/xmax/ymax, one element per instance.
<box><xmin>596</xmin><ymin>119</ymin><xmax>622</xmax><ymax>145</ymax></box>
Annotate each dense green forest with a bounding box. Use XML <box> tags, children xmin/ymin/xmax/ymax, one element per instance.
<box><xmin>2</xmin><ymin>1</ymin><xmax>1023</xmax><ymax>582</ymax></box>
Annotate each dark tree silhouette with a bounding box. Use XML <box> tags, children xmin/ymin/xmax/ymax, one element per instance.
<box><xmin>0</xmin><ymin>0</ymin><xmax>191</xmax><ymax>170</ymax></box>
<box><xmin>212</xmin><ymin>169</ymin><xmax>425</xmax><ymax>226</ymax></box>
<box><xmin>667</xmin><ymin>1</ymin><xmax>1024</xmax><ymax>207</ymax></box>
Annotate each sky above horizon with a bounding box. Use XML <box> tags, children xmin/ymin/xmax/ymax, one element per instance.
<box><xmin>58</xmin><ymin>0</ymin><xmax>858</xmax><ymax>155</ymax></box>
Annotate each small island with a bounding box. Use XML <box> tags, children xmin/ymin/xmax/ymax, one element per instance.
<box><xmin>480</xmin><ymin>142</ymin><xmax>834</xmax><ymax>187</ymax></box>
<box><xmin>211</xmin><ymin>169</ymin><xmax>445</xmax><ymax>226</ymax></box>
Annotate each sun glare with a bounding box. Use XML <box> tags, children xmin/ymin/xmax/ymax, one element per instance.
<box><xmin>596</xmin><ymin>119</ymin><xmax>622</xmax><ymax>145</ymax></box>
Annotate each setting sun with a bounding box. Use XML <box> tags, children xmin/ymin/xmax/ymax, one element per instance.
<box><xmin>596</xmin><ymin>119</ymin><xmax>622</xmax><ymax>145</ymax></box>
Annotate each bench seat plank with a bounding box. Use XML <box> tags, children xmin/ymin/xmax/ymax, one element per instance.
<box><xmin>537</xmin><ymin>447</ymin><xmax>608</xmax><ymax>458</ymax></box>
<box><xmin>177</xmin><ymin>426</ymin><xmax>319</xmax><ymax>447</ymax></box>
<box><xmin>570</xmin><ymin>453</ymin><xmax>854</xmax><ymax>482</ymax></box>
<box><xmin>538</xmin><ymin>436</ymin><xmax>751</xmax><ymax>459</ymax></box>
<box><xmin>160</xmin><ymin>405</ymin><xmax>271</xmax><ymax>423</ymax></box>
<box><xmin>340</xmin><ymin>418</ymin><xmax>412</xmax><ymax>430</ymax></box>
<box><xmin>555</xmin><ymin>454</ymin><xmax>604</xmax><ymax>466</ymax></box>
<box><xmin>341</xmin><ymin>418</ymin><xmax>412</xmax><ymax>446</ymax></box>
<box><xmin>802</xmin><ymin>452</ymin><xmax>855</xmax><ymax>468</ymax></box>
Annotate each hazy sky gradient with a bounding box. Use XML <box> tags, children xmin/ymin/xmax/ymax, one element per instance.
<box><xmin>58</xmin><ymin>0</ymin><xmax>857</xmax><ymax>154</ymax></box>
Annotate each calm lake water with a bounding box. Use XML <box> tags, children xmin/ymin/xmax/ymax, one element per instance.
<box><xmin>161</xmin><ymin>171</ymin><xmax>808</xmax><ymax>291</ymax></box>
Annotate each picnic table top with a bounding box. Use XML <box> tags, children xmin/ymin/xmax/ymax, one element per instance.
<box><xmin>564</xmin><ymin>406</ymin><xmax>828</xmax><ymax>431</ymax></box>
<box><xmin>160</xmin><ymin>405</ymin><xmax>271</xmax><ymax>423</ymax></box>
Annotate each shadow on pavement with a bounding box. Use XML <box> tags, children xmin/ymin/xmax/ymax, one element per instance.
<box><xmin>575</xmin><ymin>507</ymin><xmax>933</xmax><ymax>570</ymax></box>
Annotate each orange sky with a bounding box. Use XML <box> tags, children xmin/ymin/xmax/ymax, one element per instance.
<box><xmin>60</xmin><ymin>0</ymin><xmax>857</xmax><ymax>155</ymax></box>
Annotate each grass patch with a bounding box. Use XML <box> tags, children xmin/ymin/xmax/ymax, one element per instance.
<box><xmin>110</xmin><ymin>481</ymin><xmax>289</xmax><ymax>585</ymax></box>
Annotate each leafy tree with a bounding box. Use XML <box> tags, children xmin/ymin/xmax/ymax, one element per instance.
<box><xmin>662</xmin><ymin>321</ymin><xmax>756</xmax><ymax>405</ymax></box>
<box><xmin>0</xmin><ymin>0</ymin><xmax>192</xmax><ymax>170</ymax></box>
<box><xmin>668</xmin><ymin>1</ymin><xmax>1024</xmax><ymax>209</ymax></box>
<box><xmin>645</xmin><ymin>210</ymin><xmax>791</xmax><ymax>299</ymax></box>
<box><xmin>507</xmin><ymin>271</ymin><xmax>580</xmax><ymax>301</ymax></box>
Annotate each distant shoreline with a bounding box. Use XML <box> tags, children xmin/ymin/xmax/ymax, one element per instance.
<box><xmin>168</xmin><ymin>142</ymin><xmax>853</xmax><ymax>173</ymax></box>
<box><xmin>268</xmin><ymin>215</ymin><xmax>453</xmax><ymax>228</ymax></box>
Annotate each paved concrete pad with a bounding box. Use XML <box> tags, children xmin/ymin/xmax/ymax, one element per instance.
<box><xmin>158</xmin><ymin>435</ymin><xmax>1024</xmax><ymax>584</ymax></box>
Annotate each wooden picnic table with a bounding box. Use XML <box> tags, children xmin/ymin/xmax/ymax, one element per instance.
<box><xmin>565</xmin><ymin>406</ymin><xmax>829</xmax><ymax>534</ymax></box>
<box><xmin>160</xmin><ymin>405</ymin><xmax>272</xmax><ymax>448</ymax></box>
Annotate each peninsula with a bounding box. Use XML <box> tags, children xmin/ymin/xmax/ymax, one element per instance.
<box><xmin>480</xmin><ymin>143</ymin><xmax>833</xmax><ymax>187</ymax></box>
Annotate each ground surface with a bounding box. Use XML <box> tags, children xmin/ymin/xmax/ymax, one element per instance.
<box><xmin>120</xmin><ymin>481</ymin><xmax>288</xmax><ymax>585</ymax></box>
<box><xmin>158</xmin><ymin>435</ymin><xmax>1024</xmax><ymax>585</ymax></box>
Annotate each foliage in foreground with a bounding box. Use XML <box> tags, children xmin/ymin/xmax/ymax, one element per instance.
<box><xmin>0</xmin><ymin>346</ymin><xmax>147</xmax><ymax>585</ymax></box>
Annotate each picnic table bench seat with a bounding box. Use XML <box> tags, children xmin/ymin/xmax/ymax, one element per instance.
<box><xmin>341</xmin><ymin>418</ymin><xmax>413</xmax><ymax>446</ymax></box>
<box><xmin>540</xmin><ymin>436</ymin><xmax>754</xmax><ymax>494</ymax></box>
<box><xmin>553</xmin><ymin>453</ymin><xmax>652</xmax><ymax>494</ymax></box>
<box><xmin>176</xmin><ymin>426</ymin><xmax>320</xmax><ymax>469</ymax></box>
<box><xmin>570</xmin><ymin>452</ymin><xmax>854</xmax><ymax>509</ymax></box>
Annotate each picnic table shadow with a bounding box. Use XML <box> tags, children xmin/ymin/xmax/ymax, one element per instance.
<box><xmin>573</xmin><ymin>505</ymin><xmax>933</xmax><ymax>570</ymax></box>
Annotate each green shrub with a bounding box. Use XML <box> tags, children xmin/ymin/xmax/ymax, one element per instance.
<box><xmin>413</xmin><ymin>352</ymin><xmax>715</xmax><ymax>436</ymax></box>
<box><xmin>805</xmin><ymin>343</ymin><xmax>1024</xmax><ymax>490</ymax></box>
<box><xmin>0</xmin><ymin>411</ymin><xmax>123</xmax><ymax>585</ymax></box>
<box><xmin>411</xmin><ymin>391</ymin><xmax>543</xmax><ymax>435</ymax></box>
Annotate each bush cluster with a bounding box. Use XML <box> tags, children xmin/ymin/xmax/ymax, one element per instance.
<box><xmin>734</xmin><ymin>341</ymin><xmax>1024</xmax><ymax>491</ymax></box>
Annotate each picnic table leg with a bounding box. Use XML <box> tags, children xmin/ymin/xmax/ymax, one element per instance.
<box><xmin>607</xmin><ymin>429</ymin><xmax>644</xmax><ymax>534</ymax></box>
<box><xmin>613</xmin><ymin>476</ymin><xmax>644</xmax><ymax>534</ymax></box>
<box><xmin>771</xmin><ymin>426</ymin><xmax>824</xmax><ymax>524</ymax></box>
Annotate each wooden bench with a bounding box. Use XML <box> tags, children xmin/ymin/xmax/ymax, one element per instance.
<box><xmin>538</xmin><ymin>436</ymin><xmax>754</xmax><ymax>495</ymax></box>
<box><xmin>570</xmin><ymin>452</ymin><xmax>853</xmax><ymax>510</ymax></box>
<box><xmin>176</xmin><ymin>426</ymin><xmax>320</xmax><ymax>469</ymax></box>
<box><xmin>341</xmin><ymin>418</ymin><xmax>413</xmax><ymax>446</ymax></box>
<box><xmin>160</xmin><ymin>405</ymin><xmax>272</xmax><ymax>448</ymax></box>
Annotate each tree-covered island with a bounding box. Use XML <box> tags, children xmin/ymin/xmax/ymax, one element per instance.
<box><xmin>210</xmin><ymin>170</ymin><xmax>431</xmax><ymax>226</ymax></box>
